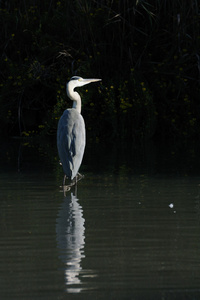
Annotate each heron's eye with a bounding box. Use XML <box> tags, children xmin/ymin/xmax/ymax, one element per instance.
<box><xmin>71</xmin><ymin>76</ymin><xmax>80</xmax><ymax>80</ymax></box>
<box><xmin>78</xmin><ymin>78</ymin><xmax>81</xmax><ymax>81</ymax></box>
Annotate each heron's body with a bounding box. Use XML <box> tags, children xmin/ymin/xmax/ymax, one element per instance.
<box><xmin>57</xmin><ymin>108</ymin><xmax>85</xmax><ymax>180</ymax></box>
<box><xmin>57</xmin><ymin>76</ymin><xmax>101</xmax><ymax>182</ymax></box>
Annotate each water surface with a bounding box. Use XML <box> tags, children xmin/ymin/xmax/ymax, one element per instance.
<box><xmin>0</xmin><ymin>139</ymin><xmax>200</xmax><ymax>299</ymax></box>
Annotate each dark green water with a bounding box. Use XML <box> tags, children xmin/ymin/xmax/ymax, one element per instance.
<box><xmin>0</xmin><ymin>139</ymin><xmax>200</xmax><ymax>299</ymax></box>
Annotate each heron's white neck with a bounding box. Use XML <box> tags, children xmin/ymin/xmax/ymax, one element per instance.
<box><xmin>67</xmin><ymin>83</ymin><xmax>82</xmax><ymax>114</ymax></box>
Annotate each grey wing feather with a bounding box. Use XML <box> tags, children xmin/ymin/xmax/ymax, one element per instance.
<box><xmin>57</xmin><ymin>109</ymin><xmax>85</xmax><ymax>179</ymax></box>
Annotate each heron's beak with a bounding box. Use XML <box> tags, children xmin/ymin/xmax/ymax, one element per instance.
<box><xmin>80</xmin><ymin>78</ymin><xmax>102</xmax><ymax>85</ymax></box>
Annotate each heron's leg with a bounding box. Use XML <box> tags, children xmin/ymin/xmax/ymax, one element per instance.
<box><xmin>74</xmin><ymin>173</ymin><xmax>83</xmax><ymax>185</ymax></box>
<box><xmin>63</xmin><ymin>175</ymin><xmax>66</xmax><ymax>186</ymax></box>
<box><xmin>77</xmin><ymin>172</ymin><xmax>84</xmax><ymax>180</ymax></box>
<box><xmin>74</xmin><ymin>180</ymin><xmax>77</xmax><ymax>196</ymax></box>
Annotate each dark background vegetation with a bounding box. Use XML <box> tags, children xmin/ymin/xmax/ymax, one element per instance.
<box><xmin>1</xmin><ymin>0</ymin><xmax>200</xmax><ymax>142</ymax></box>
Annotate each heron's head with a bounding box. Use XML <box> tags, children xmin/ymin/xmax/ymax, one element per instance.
<box><xmin>68</xmin><ymin>76</ymin><xmax>102</xmax><ymax>89</ymax></box>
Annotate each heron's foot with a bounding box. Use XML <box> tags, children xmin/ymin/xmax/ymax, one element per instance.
<box><xmin>63</xmin><ymin>184</ymin><xmax>71</xmax><ymax>193</ymax></box>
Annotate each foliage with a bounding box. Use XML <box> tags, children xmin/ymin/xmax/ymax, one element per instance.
<box><xmin>0</xmin><ymin>0</ymin><xmax>200</xmax><ymax>140</ymax></box>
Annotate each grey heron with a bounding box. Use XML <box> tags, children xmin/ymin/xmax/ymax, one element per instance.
<box><xmin>57</xmin><ymin>76</ymin><xmax>102</xmax><ymax>184</ymax></box>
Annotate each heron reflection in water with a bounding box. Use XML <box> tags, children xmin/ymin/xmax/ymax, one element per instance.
<box><xmin>57</xmin><ymin>76</ymin><xmax>102</xmax><ymax>186</ymax></box>
<box><xmin>56</xmin><ymin>192</ymin><xmax>85</xmax><ymax>293</ymax></box>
